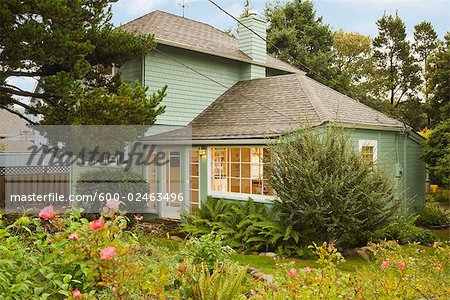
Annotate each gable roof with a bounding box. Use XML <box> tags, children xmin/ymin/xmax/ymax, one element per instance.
<box><xmin>121</xmin><ymin>10</ymin><xmax>300</xmax><ymax>74</ymax></box>
<box><xmin>185</xmin><ymin>73</ymin><xmax>406</xmax><ymax>140</ymax></box>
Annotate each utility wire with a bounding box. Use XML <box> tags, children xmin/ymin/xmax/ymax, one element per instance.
<box><xmin>153</xmin><ymin>48</ymin><xmax>299</xmax><ymax>123</ymax></box>
<box><xmin>206</xmin><ymin>0</ymin><xmax>357</xmax><ymax>99</ymax></box>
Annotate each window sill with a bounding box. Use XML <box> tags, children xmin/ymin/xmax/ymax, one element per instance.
<box><xmin>208</xmin><ymin>191</ymin><xmax>276</xmax><ymax>204</ymax></box>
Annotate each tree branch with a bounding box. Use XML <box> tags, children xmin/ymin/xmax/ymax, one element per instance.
<box><xmin>1</xmin><ymin>85</ymin><xmax>51</xmax><ymax>100</ymax></box>
<box><xmin>0</xmin><ymin>105</ymin><xmax>38</xmax><ymax>125</ymax></box>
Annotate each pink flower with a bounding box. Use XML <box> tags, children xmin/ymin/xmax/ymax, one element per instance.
<box><xmin>381</xmin><ymin>261</ymin><xmax>390</xmax><ymax>269</ymax></box>
<box><xmin>134</xmin><ymin>214</ymin><xmax>144</xmax><ymax>221</ymax></box>
<box><xmin>90</xmin><ymin>219</ymin><xmax>105</xmax><ymax>230</ymax></box>
<box><xmin>38</xmin><ymin>205</ymin><xmax>55</xmax><ymax>220</ymax></box>
<box><xmin>304</xmin><ymin>266</ymin><xmax>312</xmax><ymax>274</ymax></box>
<box><xmin>419</xmin><ymin>249</ymin><xmax>426</xmax><ymax>254</ymax></box>
<box><xmin>68</xmin><ymin>232</ymin><xmax>79</xmax><ymax>241</ymax></box>
<box><xmin>397</xmin><ymin>261</ymin><xmax>405</xmax><ymax>270</ymax></box>
<box><xmin>106</xmin><ymin>199</ymin><xmax>120</xmax><ymax>210</ymax></box>
<box><xmin>72</xmin><ymin>289</ymin><xmax>82</xmax><ymax>298</ymax></box>
<box><xmin>100</xmin><ymin>246</ymin><xmax>116</xmax><ymax>260</ymax></box>
<box><xmin>287</xmin><ymin>268</ymin><xmax>297</xmax><ymax>277</ymax></box>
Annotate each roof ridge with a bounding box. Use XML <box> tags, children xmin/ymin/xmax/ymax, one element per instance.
<box><xmin>295</xmin><ymin>74</ymin><xmax>329</xmax><ymax>124</ymax></box>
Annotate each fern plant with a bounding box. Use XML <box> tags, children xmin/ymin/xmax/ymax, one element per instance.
<box><xmin>191</xmin><ymin>263</ymin><xmax>246</xmax><ymax>300</ymax></box>
<box><xmin>181</xmin><ymin>197</ymin><xmax>304</xmax><ymax>255</ymax></box>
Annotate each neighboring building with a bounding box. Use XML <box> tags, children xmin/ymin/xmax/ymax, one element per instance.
<box><xmin>118</xmin><ymin>11</ymin><xmax>424</xmax><ymax>218</ymax></box>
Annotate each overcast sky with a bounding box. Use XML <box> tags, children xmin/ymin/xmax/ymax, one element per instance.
<box><xmin>111</xmin><ymin>0</ymin><xmax>449</xmax><ymax>38</ymax></box>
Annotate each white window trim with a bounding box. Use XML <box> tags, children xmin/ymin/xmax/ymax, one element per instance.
<box><xmin>206</xmin><ymin>146</ymin><xmax>277</xmax><ymax>203</ymax></box>
<box><xmin>358</xmin><ymin>139</ymin><xmax>378</xmax><ymax>162</ymax></box>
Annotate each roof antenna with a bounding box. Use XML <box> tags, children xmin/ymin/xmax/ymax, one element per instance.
<box><xmin>179</xmin><ymin>0</ymin><xmax>188</xmax><ymax>18</ymax></box>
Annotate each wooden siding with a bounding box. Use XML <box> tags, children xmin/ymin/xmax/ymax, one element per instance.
<box><xmin>144</xmin><ymin>45</ymin><xmax>243</xmax><ymax>126</ymax></box>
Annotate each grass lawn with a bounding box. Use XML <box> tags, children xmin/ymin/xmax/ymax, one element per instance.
<box><xmin>149</xmin><ymin>235</ymin><xmax>448</xmax><ymax>276</ymax></box>
<box><xmin>430</xmin><ymin>228</ymin><xmax>450</xmax><ymax>241</ymax></box>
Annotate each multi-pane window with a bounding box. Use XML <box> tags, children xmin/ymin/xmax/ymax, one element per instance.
<box><xmin>189</xmin><ymin>149</ymin><xmax>200</xmax><ymax>210</ymax></box>
<box><xmin>210</xmin><ymin>147</ymin><xmax>273</xmax><ymax>196</ymax></box>
<box><xmin>358</xmin><ymin>140</ymin><xmax>378</xmax><ymax>165</ymax></box>
<box><xmin>360</xmin><ymin>145</ymin><xmax>375</xmax><ymax>163</ymax></box>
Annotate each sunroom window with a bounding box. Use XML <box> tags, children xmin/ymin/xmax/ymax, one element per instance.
<box><xmin>210</xmin><ymin>147</ymin><xmax>273</xmax><ymax>196</ymax></box>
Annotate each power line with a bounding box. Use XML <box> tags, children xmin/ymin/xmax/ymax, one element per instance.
<box><xmin>153</xmin><ymin>48</ymin><xmax>298</xmax><ymax>123</ymax></box>
<box><xmin>206</xmin><ymin>0</ymin><xmax>357</xmax><ymax>100</ymax></box>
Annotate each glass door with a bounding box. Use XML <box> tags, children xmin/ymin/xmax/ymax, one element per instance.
<box><xmin>161</xmin><ymin>151</ymin><xmax>181</xmax><ymax>218</ymax></box>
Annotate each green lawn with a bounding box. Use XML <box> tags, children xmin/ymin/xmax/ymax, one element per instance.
<box><xmin>148</xmin><ymin>235</ymin><xmax>448</xmax><ymax>276</ymax></box>
<box><xmin>430</xmin><ymin>228</ymin><xmax>450</xmax><ymax>241</ymax></box>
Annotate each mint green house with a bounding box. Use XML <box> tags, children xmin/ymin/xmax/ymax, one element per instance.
<box><xmin>119</xmin><ymin>11</ymin><xmax>425</xmax><ymax>219</ymax></box>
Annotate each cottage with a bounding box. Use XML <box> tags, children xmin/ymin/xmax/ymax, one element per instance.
<box><xmin>118</xmin><ymin>11</ymin><xmax>425</xmax><ymax>219</ymax></box>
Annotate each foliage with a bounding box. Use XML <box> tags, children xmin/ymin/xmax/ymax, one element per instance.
<box><xmin>373</xmin><ymin>12</ymin><xmax>421</xmax><ymax>107</ymax></box>
<box><xmin>250</xmin><ymin>241</ymin><xmax>450</xmax><ymax>299</ymax></box>
<box><xmin>413</xmin><ymin>21</ymin><xmax>438</xmax><ymax>108</ymax></box>
<box><xmin>177</xmin><ymin>262</ymin><xmax>247</xmax><ymax>300</ymax></box>
<box><xmin>265</xmin><ymin>0</ymin><xmax>335</xmax><ymax>83</ymax></box>
<box><xmin>75</xmin><ymin>168</ymin><xmax>150</xmax><ymax>213</ymax></box>
<box><xmin>426</xmin><ymin>32</ymin><xmax>450</xmax><ymax>126</ymax></box>
<box><xmin>180</xmin><ymin>233</ymin><xmax>235</xmax><ymax>271</ymax></box>
<box><xmin>267</xmin><ymin>125</ymin><xmax>399</xmax><ymax>248</ymax></box>
<box><xmin>332</xmin><ymin>30</ymin><xmax>376</xmax><ymax>101</ymax></box>
<box><xmin>0</xmin><ymin>208</ymin><xmax>150</xmax><ymax>299</ymax></box>
<box><xmin>415</xmin><ymin>202</ymin><xmax>450</xmax><ymax>228</ymax></box>
<box><xmin>181</xmin><ymin>197</ymin><xmax>304</xmax><ymax>256</ymax></box>
<box><xmin>423</xmin><ymin>119</ymin><xmax>450</xmax><ymax>187</ymax></box>
<box><xmin>0</xmin><ymin>0</ymin><xmax>166</xmax><ymax>125</ymax></box>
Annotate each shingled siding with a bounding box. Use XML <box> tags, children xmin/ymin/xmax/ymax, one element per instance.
<box><xmin>144</xmin><ymin>45</ymin><xmax>243</xmax><ymax>126</ymax></box>
<box><xmin>349</xmin><ymin>128</ymin><xmax>425</xmax><ymax>204</ymax></box>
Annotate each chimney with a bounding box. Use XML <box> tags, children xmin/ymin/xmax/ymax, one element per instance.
<box><xmin>238</xmin><ymin>11</ymin><xmax>267</xmax><ymax>79</ymax></box>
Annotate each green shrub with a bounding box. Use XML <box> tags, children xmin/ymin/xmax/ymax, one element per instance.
<box><xmin>415</xmin><ymin>202</ymin><xmax>450</xmax><ymax>227</ymax></box>
<box><xmin>376</xmin><ymin>207</ymin><xmax>436</xmax><ymax>244</ymax></box>
<box><xmin>266</xmin><ymin>125</ymin><xmax>399</xmax><ymax>248</ymax></box>
<box><xmin>180</xmin><ymin>233</ymin><xmax>235</xmax><ymax>270</ymax></box>
<box><xmin>181</xmin><ymin>197</ymin><xmax>303</xmax><ymax>256</ymax></box>
<box><xmin>75</xmin><ymin>168</ymin><xmax>149</xmax><ymax>213</ymax></box>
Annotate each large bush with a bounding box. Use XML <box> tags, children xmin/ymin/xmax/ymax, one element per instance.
<box><xmin>267</xmin><ymin>125</ymin><xmax>399</xmax><ymax>248</ymax></box>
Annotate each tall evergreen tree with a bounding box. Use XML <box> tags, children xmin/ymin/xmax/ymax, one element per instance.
<box><xmin>265</xmin><ymin>0</ymin><xmax>335</xmax><ymax>83</ymax></box>
<box><xmin>413</xmin><ymin>21</ymin><xmax>438</xmax><ymax>104</ymax></box>
<box><xmin>373</xmin><ymin>13</ymin><xmax>421</xmax><ymax>107</ymax></box>
<box><xmin>426</xmin><ymin>32</ymin><xmax>450</xmax><ymax>125</ymax></box>
<box><xmin>0</xmin><ymin>0</ymin><xmax>166</xmax><ymax>125</ymax></box>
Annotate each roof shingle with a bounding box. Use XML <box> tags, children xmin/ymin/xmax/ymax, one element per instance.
<box><xmin>121</xmin><ymin>10</ymin><xmax>300</xmax><ymax>74</ymax></box>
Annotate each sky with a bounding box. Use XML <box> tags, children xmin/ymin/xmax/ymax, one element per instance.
<box><xmin>111</xmin><ymin>0</ymin><xmax>450</xmax><ymax>39</ymax></box>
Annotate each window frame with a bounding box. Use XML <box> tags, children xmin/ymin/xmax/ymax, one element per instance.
<box><xmin>207</xmin><ymin>146</ymin><xmax>276</xmax><ymax>203</ymax></box>
<box><xmin>358</xmin><ymin>139</ymin><xmax>378</xmax><ymax>162</ymax></box>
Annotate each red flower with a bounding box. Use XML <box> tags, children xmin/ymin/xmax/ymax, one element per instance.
<box><xmin>72</xmin><ymin>289</ymin><xmax>82</xmax><ymax>298</ymax></box>
<box><xmin>68</xmin><ymin>232</ymin><xmax>79</xmax><ymax>241</ymax></box>
<box><xmin>419</xmin><ymin>249</ymin><xmax>426</xmax><ymax>254</ymax></box>
<box><xmin>381</xmin><ymin>261</ymin><xmax>390</xmax><ymax>269</ymax></box>
<box><xmin>397</xmin><ymin>261</ymin><xmax>405</xmax><ymax>270</ymax></box>
<box><xmin>288</xmin><ymin>268</ymin><xmax>297</xmax><ymax>277</ymax></box>
<box><xmin>90</xmin><ymin>219</ymin><xmax>105</xmax><ymax>230</ymax></box>
<box><xmin>38</xmin><ymin>205</ymin><xmax>55</xmax><ymax>220</ymax></box>
<box><xmin>100</xmin><ymin>246</ymin><xmax>116</xmax><ymax>260</ymax></box>
<box><xmin>435</xmin><ymin>263</ymin><xmax>443</xmax><ymax>270</ymax></box>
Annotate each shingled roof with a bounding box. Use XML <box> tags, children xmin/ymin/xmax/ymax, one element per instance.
<box><xmin>121</xmin><ymin>10</ymin><xmax>300</xmax><ymax>74</ymax></box>
<box><xmin>184</xmin><ymin>73</ymin><xmax>406</xmax><ymax>140</ymax></box>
